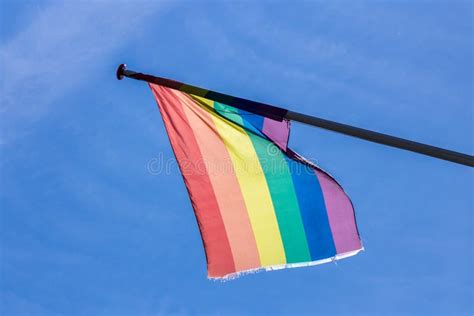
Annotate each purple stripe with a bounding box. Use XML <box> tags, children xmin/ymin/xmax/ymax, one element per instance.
<box><xmin>315</xmin><ymin>170</ymin><xmax>361</xmax><ymax>254</ymax></box>
<box><xmin>262</xmin><ymin>118</ymin><xmax>290</xmax><ymax>151</ymax></box>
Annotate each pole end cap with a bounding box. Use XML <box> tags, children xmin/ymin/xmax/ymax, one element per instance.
<box><xmin>116</xmin><ymin>64</ymin><xmax>127</xmax><ymax>80</ymax></box>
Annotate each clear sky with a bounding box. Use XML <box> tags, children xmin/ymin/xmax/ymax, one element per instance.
<box><xmin>1</xmin><ymin>1</ymin><xmax>473</xmax><ymax>315</ymax></box>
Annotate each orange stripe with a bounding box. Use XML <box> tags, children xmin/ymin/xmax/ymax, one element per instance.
<box><xmin>172</xmin><ymin>90</ymin><xmax>261</xmax><ymax>272</ymax></box>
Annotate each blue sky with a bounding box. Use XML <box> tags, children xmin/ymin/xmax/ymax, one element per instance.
<box><xmin>1</xmin><ymin>1</ymin><xmax>472</xmax><ymax>315</ymax></box>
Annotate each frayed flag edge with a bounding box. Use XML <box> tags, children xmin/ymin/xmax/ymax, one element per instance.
<box><xmin>209</xmin><ymin>247</ymin><xmax>365</xmax><ymax>281</ymax></box>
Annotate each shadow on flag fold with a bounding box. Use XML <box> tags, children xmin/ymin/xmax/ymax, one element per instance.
<box><xmin>149</xmin><ymin>83</ymin><xmax>363</xmax><ymax>279</ymax></box>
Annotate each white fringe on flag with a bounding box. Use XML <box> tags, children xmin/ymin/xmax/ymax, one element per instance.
<box><xmin>210</xmin><ymin>247</ymin><xmax>364</xmax><ymax>281</ymax></box>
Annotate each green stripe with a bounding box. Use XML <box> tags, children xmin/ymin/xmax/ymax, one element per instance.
<box><xmin>214</xmin><ymin>102</ymin><xmax>311</xmax><ymax>263</ymax></box>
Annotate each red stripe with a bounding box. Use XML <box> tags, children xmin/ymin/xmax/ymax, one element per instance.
<box><xmin>149</xmin><ymin>84</ymin><xmax>236</xmax><ymax>277</ymax></box>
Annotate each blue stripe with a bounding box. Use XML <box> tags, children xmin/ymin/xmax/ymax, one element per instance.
<box><xmin>218</xmin><ymin>102</ymin><xmax>336</xmax><ymax>260</ymax></box>
<box><xmin>238</xmin><ymin>109</ymin><xmax>264</xmax><ymax>132</ymax></box>
<box><xmin>213</xmin><ymin>103</ymin><xmax>266</xmax><ymax>137</ymax></box>
<box><xmin>286</xmin><ymin>156</ymin><xmax>337</xmax><ymax>260</ymax></box>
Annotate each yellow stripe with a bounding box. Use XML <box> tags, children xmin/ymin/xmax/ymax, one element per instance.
<box><xmin>191</xmin><ymin>95</ymin><xmax>286</xmax><ymax>266</ymax></box>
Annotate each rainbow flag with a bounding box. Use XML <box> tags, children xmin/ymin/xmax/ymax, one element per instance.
<box><xmin>149</xmin><ymin>83</ymin><xmax>363</xmax><ymax>279</ymax></box>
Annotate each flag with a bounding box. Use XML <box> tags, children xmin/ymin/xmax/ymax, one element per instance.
<box><xmin>149</xmin><ymin>83</ymin><xmax>363</xmax><ymax>279</ymax></box>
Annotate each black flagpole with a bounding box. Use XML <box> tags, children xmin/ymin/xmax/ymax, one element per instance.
<box><xmin>116</xmin><ymin>64</ymin><xmax>474</xmax><ymax>167</ymax></box>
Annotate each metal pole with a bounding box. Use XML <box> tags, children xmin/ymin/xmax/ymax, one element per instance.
<box><xmin>116</xmin><ymin>64</ymin><xmax>474</xmax><ymax>167</ymax></box>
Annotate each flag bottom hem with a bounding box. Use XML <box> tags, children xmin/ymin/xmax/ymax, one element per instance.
<box><xmin>209</xmin><ymin>247</ymin><xmax>364</xmax><ymax>281</ymax></box>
